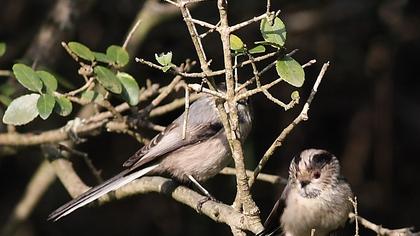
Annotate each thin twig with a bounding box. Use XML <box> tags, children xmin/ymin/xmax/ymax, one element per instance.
<box><xmin>188</xmin><ymin>83</ymin><xmax>226</xmax><ymax>99</ymax></box>
<box><xmin>182</xmin><ymin>85</ymin><xmax>190</xmax><ymax>139</ymax></box>
<box><xmin>235</xmin><ymin>78</ymin><xmax>283</xmax><ymax>101</ymax></box>
<box><xmin>237</xmin><ymin>49</ymin><xmax>298</xmax><ymax>92</ymax></box>
<box><xmin>220</xmin><ymin>167</ymin><xmax>287</xmax><ymax>185</ymax></box>
<box><xmin>349</xmin><ymin>213</ymin><xmax>420</xmax><ymax>236</ymax></box>
<box><xmin>163</xmin><ymin>0</ymin><xmax>178</xmax><ymax>7</ymax></box>
<box><xmin>230</xmin><ymin>13</ymin><xmax>269</xmax><ymax>32</ymax></box>
<box><xmin>123</xmin><ymin>19</ymin><xmax>142</xmax><ymax>49</ymax></box>
<box><xmin>349</xmin><ymin>196</ymin><xmax>359</xmax><ymax>236</ymax></box>
<box><xmin>65</xmin><ymin>77</ymin><xmax>95</xmax><ymax>96</ymax></box>
<box><xmin>249</xmin><ymin>62</ymin><xmax>330</xmax><ymax>187</ymax></box>
<box><xmin>0</xmin><ymin>70</ymin><xmax>12</xmax><ymax>77</ymax></box>
<box><xmin>266</xmin><ymin>0</ymin><xmax>271</xmax><ymax>14</ymax></box>
<box><xmin>246</xmin><ymin>52</ymin><xmax>298</xmax><ymax>110</ymax></box>
<box><xmin>149</xmin><ymin>93</ymin><xmax>201</xmax><ymax>117</ymax></box>
<box><xmin>199</xmin><ymin>21</ymin><xmax>220</xmax><ymax>38</ymax></box>
<box><xmin>302</xmin><ymin>59</ymin><xmax>317</xmax><ymax>68</ymax></box>
<box><xmin>189</xmin><ymin>18</ymin><xmax>217</xmax><ymax>29</ymax></box>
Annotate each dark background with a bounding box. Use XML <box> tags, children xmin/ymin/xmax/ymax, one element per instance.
<box><xmin>1</xmin><ymin>0</ymin><xmax>419</xmax><ymax>235</ymax></box>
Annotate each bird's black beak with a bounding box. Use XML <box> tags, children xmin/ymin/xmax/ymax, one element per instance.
<box><xmin>300</xmin><ymin>180</ymin><xmax>310</xmax><ymax>188</ymax></box>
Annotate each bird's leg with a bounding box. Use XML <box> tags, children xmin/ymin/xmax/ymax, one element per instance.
<box><xmin>187</xmin><ymin>175</ymin><xmax>218</xmax><ymax>212</ymax></box>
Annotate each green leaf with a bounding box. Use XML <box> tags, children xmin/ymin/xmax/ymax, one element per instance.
<box><xmin>291</xmin><ymin>91</ymin><xmax>300</xmax><ymax>100</ymax></box>
<box><xmin>248</xmin><ymin>45</ymin><xmax>266</xmax><ymax>54</ymax></box>
<box><xmin>12</xmin><ymin>64</ymin><xmax>43</xmax><ymax>92</ymax></box>
<box><xmin>276</xmin><ymin>56</ymin><xmax>305</xmax><ymax>87</ymax></box>
<box><xmin>94</xmin><ymin>52</ymin><xmax>113</xmax><ymax>64</ymax></box>
<box><xmin>93</xmin><ymin>66</ymin><xmax>122</xmax><ymax>94</ymax></box>
<box><xmin>54</xmin><ymin>96</ymin><xmax>73</xmax><ymax>116</ymax></box>
<box><xmin>36</xmin><ymin>70</ymin><xmax>58</xmax><ymax>93</ymax></box>
<box><xmin>116</xmin><ymin>72</ymin><xmax>140</xmax><ymax>106</ymax></box>
<box><xmin>230</xmin><ymin>34</ymin><xmax>244</xmax><ymax>51</ymax></box>
<box><xmin>260</xmin><ymin>17</ymin><xmax>286</xmax><ymax>47</ymax></box>
<box><xmin>0</xmin><ymin>42</ymin><xmax>6</xmax><ymax>57</ymax></box>
<box><xmin>81</xmin><ymin>90</ymin><xmax>104</xmax><ymax>103</ymax></box>
<box><xmin>155</xmin><ymin>52</ymin><xmax>172</xmax><ymax>66</ymax></box>
<box><xmin>37</xmin><ymin>93</ymin><xmax>55</xmax><ymax>120</ymax></box>
<box><xmin>106</xmin><ymin>45</ymin><xmax>129</xmax><ymax>67</ymax></box>
<box><xmin>3</xmin><ymin>94</ymin><xmax>40</xmax><ymax>125</ymax></box>
<box><xmin>68</xmin><ymin>42</ymin><xmax>95</xmax><ymax>61</ymax></box>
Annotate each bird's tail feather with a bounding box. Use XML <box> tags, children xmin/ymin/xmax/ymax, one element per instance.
<box><xmin>48</xmin><ymin>164</ymin><xmax>159</xmax><ymax>221</ymax></box>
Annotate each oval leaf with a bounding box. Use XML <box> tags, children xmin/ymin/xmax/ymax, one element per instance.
<box><xmin>249</xmin><ymin>45</ymin><xmax>266</xmax><ymax>54</ymax></box>
<box><xmin>117</xmin><ymin>72</ymin><xmax>140</xmax><ymax>106</ymax></box>
<box><xmin>3</xmin><ymin>94</ymin><xmax>40</xmax><ymax>125</ymax></box>
<box><xmin>155</xmin><ymin>52</ymin><xmax>172</xmax><ymax>66</ymax></box>
<box><xmin>106</xmin><ymin>45</ymin><xmax>129</xmax><ymax>67</ymax></box>
<box><xmin>276</xmin><ymin>56</ymin><xmax>305</xmax><ymax>87</ymax></box>
<box><xmin>36</xmin><ymin>70</ymin><xmax>58</xmax><ymax>92</ymax></box>
<box><xmin>93</xmin><ymin>66</ymin><xmax>122</xmax><ymax>94</ymax></box>
<box><xmin>12</xmin><ymin>64</ymin><xmax>43</xmax><ymax>92</ymax></box>
<box><xmin>68</xmin><ymin>42</ymin><xmax>95</xmax><ymax>61</ymax></box>
<box><xmin>260</xmin><ymin>17</ymin><xmax>286</xmax><ymax>47</ymax></box>
<box><xmin>0</xmin><ymin>42</ymin><xmax>6</xmax><ymax>57</ymax></box>
<box><xmin>94</xmin><ymin>52</ymin><xmax>113</xmax><ymax>64</ymax></box>
<box><xmin>230</xmin><ymin>34</ymin><xmax>244</xmax><ymax>51</ymax></box>
<box><xmin>54</xmin><ymin>96</ymin><xmax>73</xmax><ymax>116</ymax></box>
<box><xmin>37</xmin><ymin>93</ymin><xmax>55</xmax><ymax>120</ymax></box>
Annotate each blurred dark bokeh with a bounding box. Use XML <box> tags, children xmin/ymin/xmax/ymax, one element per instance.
<box><xmin>1</xmin><ymin>0</ymin><xmax>419</xmax><ymax>235</ymax></box>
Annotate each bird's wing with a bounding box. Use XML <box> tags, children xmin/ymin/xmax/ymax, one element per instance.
<box><xmin>123</xmin><ymin>119</ymin><xmax>223</xmax><ymax>169</ymax></box>
<box><xmin>258</xmin><ymin>183</ymin><xmax>290</xmax><ymax>236</ymax></box>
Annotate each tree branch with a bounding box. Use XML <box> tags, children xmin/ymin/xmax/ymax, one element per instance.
<box><xmin>249</xmin><ymin>62</ymin><xmax>330</xmax><ymax>187</ymax></box>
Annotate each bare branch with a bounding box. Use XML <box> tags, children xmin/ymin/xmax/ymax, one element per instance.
<box><xmin>220</xmin><ymin>167</ymin><xmax>287</xmax><ymax>185</ymax></box>
<box><xmin>349</xmin><ymin>213</ymin><xmax>420</xmax><ymax>236</ymax></box>
<box><xmin>94</xmin><ymin>176</ymin><xmax>263</xmax><ymax>234</ymax></box>
<box><xmin>123</xmin><ymin>19</ymin><xmax>142</xmax><ymax>49</ymax></box>
<box><xmin>189</xmin><ymin>18</ymin><xmax>217</xmax><ymax>29</ymax></box>
<box><xmin>230</xmin><ymin>13</ymin><xmax>269</xmax><ymax>32</ymax></box>
<box><xmin>188</xmin><ymin>83</ymin><xmax>226</xmax><ymax>99</ymax></box>
<box><xmin>249</xmin><ymin>62</ymin><xmax>330</xmax><ymax>187</ymax></box>
<box><xmin>182</xmin><ymin>85</ymin><xmax>190</xmax><ymax>139</ymax></box>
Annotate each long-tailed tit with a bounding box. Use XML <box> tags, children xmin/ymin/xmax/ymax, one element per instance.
<box><xmin>48</xmin><ymin>91</ymin><xmax>252</xmax><ymax>221</ymax></box>
<box><xmin>262</xmin><ymin>149</ymin><xmax>353</xmax><ymax>236</ymax></box>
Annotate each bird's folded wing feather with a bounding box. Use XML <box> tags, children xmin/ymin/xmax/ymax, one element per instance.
<box><xmin>123</xmin><ymin>119</ymin><xmax>223</xmax><ymax>169</ymax></box>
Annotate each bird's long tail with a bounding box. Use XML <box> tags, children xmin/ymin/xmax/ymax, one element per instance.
<box><xmin>48</xmin><ymin>164</ymin><xmax>159</xmax><ymax>221</ymax></box>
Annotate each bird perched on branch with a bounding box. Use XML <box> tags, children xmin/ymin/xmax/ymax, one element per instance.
<box><xmin>261</xmin><ymin>149</ymin><xmax>353</xmax><ymax>236</ymax></box>
<box><xmin>48</xmin><ymin>88</ymin><xmax>252</xmax><ymax>221</ymax></box>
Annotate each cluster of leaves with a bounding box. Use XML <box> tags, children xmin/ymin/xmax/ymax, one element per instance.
<box><xmin>2</xmin><ymin>42</ymin><xmax>140</xmax><ymax>126</ymax></box>
<box><xmin>229</xmin><ymin>16</ymin><xmax>305</xmax><ymax>88</ymax></box>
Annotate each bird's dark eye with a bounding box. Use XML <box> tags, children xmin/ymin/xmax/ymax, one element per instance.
<box><xmin>313</xmin><ymin>171</ymin><xmax>321</xmax><ymax>179</ymax></box>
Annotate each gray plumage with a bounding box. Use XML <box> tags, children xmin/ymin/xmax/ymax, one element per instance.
<box><xmin>262</xmin><ymin>149</ymin><xmax>353</xmax><ymax>236</ymax></box>
<box><xmin>48</xmin><ymin>93</ymin><xmax>252</xmax><ymax>221</ymax></box>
